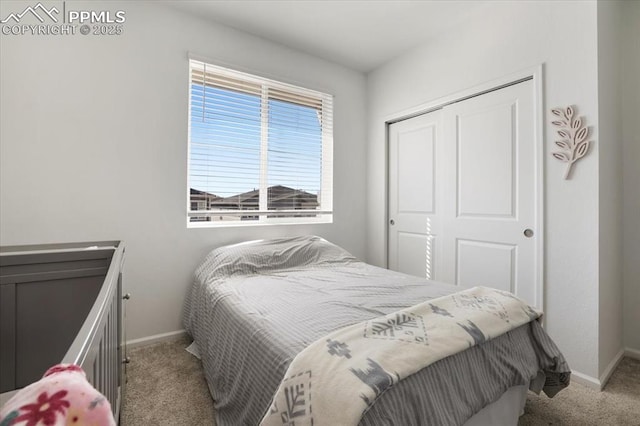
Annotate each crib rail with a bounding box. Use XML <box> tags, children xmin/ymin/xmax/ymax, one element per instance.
<box><xmin>62</xmin><ymin>241</ymin><xmax>126</xmax><ymax>422</ymax></box>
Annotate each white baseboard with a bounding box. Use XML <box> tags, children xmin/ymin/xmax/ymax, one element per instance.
<box><xmin>599</xmin><ymin>348</ymin><xmax>625</xmax><ymax>388</ymax></box>
<box><xmin>126</xmin><ymin>329</ymin><xmax>188</xmax><ymax>349</ymax></box>
<box><xmin>570</xmin><ymin>370</ymin><xmax>601</xmax><ymax>390</ymax></box>
<box><xmin>625</xmin><ymin>347</ymin><xmax>640</xmax><ymax>360</ymax></box>
<box><xmin>571</xmin><ymin>348</ymin><xmax>627</xmax><ymax>391</ymax></box>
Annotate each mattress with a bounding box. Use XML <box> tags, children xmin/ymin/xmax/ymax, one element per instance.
<box><xmin>183</xmin><ymin>236</ymin><xmax>570</xmax><ymax>425</ymax></box>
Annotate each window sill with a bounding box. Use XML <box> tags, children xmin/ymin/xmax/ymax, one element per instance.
<box><xmin>187</xmin><ymin>215</ymin><xmax>333</xmax><ymax>229</ymax></box>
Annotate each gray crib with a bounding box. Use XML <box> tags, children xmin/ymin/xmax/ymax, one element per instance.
<box><xmin>0</xmin><ymin>241</ymin><xmax>126</xmax><ymax>423</ymax></box>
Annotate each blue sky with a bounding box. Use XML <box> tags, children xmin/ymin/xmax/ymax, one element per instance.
<box><xmin>189</xmin><ymin>84</ymin><xmax>322</xmax><ymax>199</ymax></box>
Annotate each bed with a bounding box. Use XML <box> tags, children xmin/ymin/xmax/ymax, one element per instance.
<box><xmin>0</xmin><ymin>241</ymin><xmax>126</xmax><ymax>423</ymax></box>
<box><xmin>184</xmin><ymin>235</ymin><xmax>569</xmax><ymax>425</ymax></box>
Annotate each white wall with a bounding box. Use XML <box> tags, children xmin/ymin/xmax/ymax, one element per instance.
<box><xmin>621</xmin><ymin>0</ymin><xmax>640</xmax><ymax>355</ymax></box>
<box><xmin>366</xmin><ymin>1</ymin><xmax>602</xmax><ymax>379</ymax></box>
<box><xmin>596</xmin><ymin>0</ymin><xmax>624</xmax><ymax>377</ymax></box>
<box><xmin>0</xmin><ymin>1</ymin><xmax>368</xmax><ymax>341</ymax></box>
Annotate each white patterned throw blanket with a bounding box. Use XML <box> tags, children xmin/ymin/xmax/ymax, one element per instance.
<box><xmin>260</xmin><ymin>286</ymin><xmax>542</xmax><ymax>426</ymax></box>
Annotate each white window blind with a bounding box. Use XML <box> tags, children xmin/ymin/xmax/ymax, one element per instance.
<box><xmin>188</xmin><ymin>59</ymin><xmax>333</xmax><ymax>226</ymax></box>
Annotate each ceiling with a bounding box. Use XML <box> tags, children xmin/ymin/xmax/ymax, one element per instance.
<box><xmin>167</xmin><ymin>1</ymin><xmax>490</xmax><ymax>73</ymax></box>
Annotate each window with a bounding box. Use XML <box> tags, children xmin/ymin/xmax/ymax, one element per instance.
<box><xmin>187</xmin><ymin>59</ymin><xmax>333</xmax><ymax>226</ymax></box>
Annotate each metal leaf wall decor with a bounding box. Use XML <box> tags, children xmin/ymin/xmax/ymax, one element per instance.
<box><xmin>550</xmin><ymin>106</ymin><xmax>591</xmax><ymax>179</ymax></box>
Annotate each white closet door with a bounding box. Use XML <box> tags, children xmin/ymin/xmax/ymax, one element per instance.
<box><xmin>388</xmin><ymin>80</ymin><xmax>540</xmax><ymax>308</ymax></box>
<box><xmin>388</xmin><ymin>110</ymin><xmax>443</xmax><ymax>280</ymax></box>
<box><xmin>441</xmin><ymin>80</ymin><xmax>538</xmax><ymax>307</ymax></box>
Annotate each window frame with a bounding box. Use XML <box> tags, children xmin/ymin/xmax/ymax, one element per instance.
<box><xmin>186</xmin><ymin>59</ymin><xmax>334</xmax><ymax>228</ymax></box>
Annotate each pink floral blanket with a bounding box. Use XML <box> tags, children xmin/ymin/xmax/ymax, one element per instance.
<box><xmin>0</xmin><ymin>364</ymin><xmax>115</xmax><ymax>426</ymax></box>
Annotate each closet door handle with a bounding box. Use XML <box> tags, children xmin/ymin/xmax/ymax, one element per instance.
<box><xmin>524</xmin><ymin>229</ymin><xmax>534</xmax><ymax>238</ymax></box>
<box><xmin>390</xmin><ymin>219</ymin><xmax>395</xmax><ymax>226</ymax></box>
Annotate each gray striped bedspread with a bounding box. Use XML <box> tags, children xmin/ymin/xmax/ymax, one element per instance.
<box><xmin>183</xmin><ymin>236</ymin><xmax>570</xmax><ymax>426</ymax></box>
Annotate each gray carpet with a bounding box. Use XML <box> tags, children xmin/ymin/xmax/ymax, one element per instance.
<box><xmin>121</xmin><ymin>337</ymin><xmax>640</xmax><ymax>425</ymax></box>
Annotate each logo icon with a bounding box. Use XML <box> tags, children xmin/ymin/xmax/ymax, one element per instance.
<box><xmin>1</xmin><ymin>2</ymin><xmax>59</xmax><ymax>24</ymax></box>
